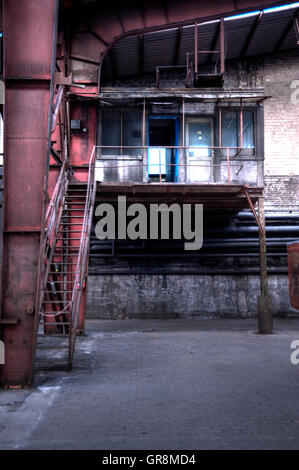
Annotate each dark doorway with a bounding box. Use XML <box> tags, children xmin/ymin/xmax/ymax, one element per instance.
<box><xmin>148</xmin><ymin>117</ymin><xmax>178</xmax><ymax>182</ymax></box>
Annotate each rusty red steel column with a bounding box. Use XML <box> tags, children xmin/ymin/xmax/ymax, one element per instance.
<box><xmin>0</xmin><ymin>0</ymin><xmax>57</xmax><ymax>387</ymax></box>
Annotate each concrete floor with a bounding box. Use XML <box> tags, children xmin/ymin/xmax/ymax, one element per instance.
<box><xmin>1</xmin><ymin>318</ymin><xmax>299</xmax><ymax>450</ymax></box>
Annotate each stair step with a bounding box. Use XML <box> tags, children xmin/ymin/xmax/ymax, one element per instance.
<box><xmin>44</xmin><ymin>291</ymin><xmax>73</xmax><ymax>293</ymax></box>
<box><xmin>62</xmin><ymin>209</ymin><xmax>84</xmax><ymax>212</ymax></box>
<box><xmin>45</xmin><ymin>281</ymin><xmax>76</xmax><ymax>284</ymax></box>
<box><xmin>53</xmin><ymin>248</ymin><xmax>80</xmax><ymax>251</ymax></box>
<box><xmin>49</xmin><ymin>262</ymin><xmax>79</xmax><ymax>265</ymax></box>
<box><xmin>56</xmin><ymin>237</ymin><xmax>82</xmax><ymax>240</ymax></box>
<box><xmin>64</xmin><ymin>197</ymin><xmax>85</xmax><ymax>206</ymax></box>
<box><xmin>37</xmin><ymin>332</ymin><xmax>70</xmax><ymax>338</ymax></box>
<box><xmin>49</xmin><ymin>271</ymin><xmax>76</xmax><ymax>282</ymax></box>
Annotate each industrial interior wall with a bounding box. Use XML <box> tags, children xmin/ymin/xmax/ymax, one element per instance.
<box><xmin>100</xmin><ymin>49</ymin><xmax>299</xmax><ymax>212</ymax></box>
<box><xmin>85</xmin><ymin>50</ymin><xmax>299</xmax><ymax>320</ymax></box>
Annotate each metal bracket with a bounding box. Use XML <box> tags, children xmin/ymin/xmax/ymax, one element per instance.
<box><xmin>54</xmin><ymin>72</ymin><xmax>72</xmax><ymax>86</ymax></box>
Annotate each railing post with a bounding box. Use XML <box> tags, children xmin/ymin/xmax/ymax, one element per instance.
<box><xmin>159</xmin><ymin>148</ymin><xmax>162</xmax><ymax>182</ymax></box>
<box><xmin>226</xmin><ymin>147</ymin><xmax>231</xmax><ymax>184</ymax></box>
<box><xmin>257</xmin><ymin>196</ymin><xmax>273</xmax><ymax>334</ymax></box>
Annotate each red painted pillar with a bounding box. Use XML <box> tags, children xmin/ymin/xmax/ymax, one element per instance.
<box><xmin>0</xmin><ymin>0</ymin><xmax>57</xmax><ymax>387</ymax></box>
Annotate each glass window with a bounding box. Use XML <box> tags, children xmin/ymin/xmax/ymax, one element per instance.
<box><xmin>122</xmin><ymin>111</ymin><xmax>142</xmax><ymax>156</ymax></box>
<box><xmin>101</xmin><ymin>110</ymin><xmax>142</xmax><ymax>156</ymax></box>
<box><xmin>242</xmin><ymin>111</ymin><xmax>254</xmax><ymax>149</ymax></box>
<box><xmin>222</xmin><ymin>111</ymin><xmax>238</xmax><ymax>148</ymax></box>
<box><xmin>221</xmin><ymin>109</ymin><xmax>254</xmax><ymax>152</ymax></box>
<box><xmin>101</xmin><ymin>111</ymin><xmax>120</xmax><ymax>155</ymax></box>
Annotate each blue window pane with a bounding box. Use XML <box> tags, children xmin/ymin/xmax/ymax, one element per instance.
<box><xmin>241</xmin><ymin>111</ymin><xmax>254</xmax><ymax>148</ymax></box>
<box><xmin>222</xmin><ymin>111</ymin><xmax>237</xmax><ymax>148</ymax></box>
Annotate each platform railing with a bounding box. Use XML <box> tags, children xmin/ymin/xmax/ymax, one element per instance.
<box><xmin>39</xmin><ymin>159</ymin><xmax>70</xmax><ymax>310</ymax></box>
<box><xmin>69</xmin><ymin>146</ymin><xmax>97</xmax><ymax>363</ymax></box>
<box><xmin>95</xmin><ymin>145</ymin><xmax>245</xmax><ymax>184</ymax></box>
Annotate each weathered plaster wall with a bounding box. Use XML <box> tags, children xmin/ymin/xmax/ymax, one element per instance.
<box><xmin>87</xmin><ymin>273</ymin><xmax>292</xmax><ymax>319</ymax></box>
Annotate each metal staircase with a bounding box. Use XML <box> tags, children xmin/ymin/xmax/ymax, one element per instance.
<box><xmin>34</xmin><ymin>149</ymin><xmax>96</xmax><ymax>370</ymax></box>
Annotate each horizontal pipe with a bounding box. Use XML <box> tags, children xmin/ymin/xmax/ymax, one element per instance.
<box><xmin>90</xmin><ymin>236</ymin><xmax>297</xmax><ymax>243</ymax></box>
<box><xmin>89</xmin><ymin>269</ymin><xmax>289</xmax><ymax>275</ymax></box>
<box><xmin>90</xmin><ymin>240</ymin><xmax>295</xmax><ymax>249</ymax></box>
<box><xmin>206</xmin><ymin>226</ymin><xmax>299</xmax><ymax>234</ymax></box>
<box><xmin>89</xmin><ymin>252</ymin><xmax>287</xmax><ymax>258</ymax></box>
<box><xmin>237</xmin><ymin>213</ymin><xmax>299</xmax><ymax>219</ymax></box>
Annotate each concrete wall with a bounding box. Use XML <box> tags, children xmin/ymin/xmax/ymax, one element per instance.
<box><xmin>87</xmin><ymin>273</ymin><xmax>292</xmax><ymax>319</ymax></box>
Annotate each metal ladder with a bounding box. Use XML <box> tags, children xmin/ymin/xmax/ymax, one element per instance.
<box><xmin>35</xmin><ymin>150</ymin><xmax>96</xmax><ymax>370</ymax></box>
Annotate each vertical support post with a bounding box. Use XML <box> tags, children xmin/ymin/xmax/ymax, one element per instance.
<box><xmin>159</xmin><ymin>150</ymin><xmax>162</xmax><ymax>183</ymax></box>
<box><xmin>182</xmin><ymin>98</ymin><xmax>185</xmax><ymax>182</ymax></box>
<box><xmin>142</xmin><ymin>99</ymin><xmax>147</xmax><ymax>182</ymax></box>
<box><xmin>219</xmin><ymin>106</ymin><xmax>222</xmax><ymax>148</ymax></box>
<box><xmin>220</xmin><ymin>17</ymin><xmax>225</xmax><ymax>75</ymax></box>
<box><xmin>156</xmin><ymin>68</ymin><xmax>160</xmax><ymax>88</ymax></box>
<box><xmin>257</xmin><ymin>196</ymin><xmax>273</xmax><ymax>334</ymax></box>
<box><xmin>142</xmin><ymin>99</ymin><xmax>146</xmax><ymax>148</ymax></box>
<box><xmin>226</xmin><ymin>147</ymin><xmax>230</xmax><ymax>184</ymax></box>
<box><xmin>182</xmin><ymin>99</ymin><xmax>185</xmax><ymax>148</ymax></box>
<box><xmin>194</xmin><ymin>22</ymin><xmax>198</xmax><ymax>75</ymax></box>
<box><xmin>77</xmin><ymin>266</ymin><xmax>88</xmax><ymax>336</ymax></box>
<box><xmin>120</xmin><ymin>110</ymin><xmax>123</xmax><ymax>158</ymax></box>
<box><xmin>240</xmin><ymin>99</ymin><xmax>243</xmax><ymax>149</ymax></box>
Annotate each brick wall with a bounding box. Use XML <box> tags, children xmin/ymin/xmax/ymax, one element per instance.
<box><xmin>261</xmin><ymin>52</ymin><xmax>299</xmax><ymax>211</ymax></box>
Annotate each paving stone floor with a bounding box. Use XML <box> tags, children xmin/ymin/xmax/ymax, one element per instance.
<box><xmin>1</xmin><ymin>318</ymin><xmax>299</xmax><ymax>450</ymax></box>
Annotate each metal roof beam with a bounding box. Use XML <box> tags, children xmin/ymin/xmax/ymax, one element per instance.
<box><xmin>109</xmin><ymin>48</ymin><xmax>118</xmax><ymax>82</ymax></box>
<box><xmin>207</xmin><ymin>22</ymin><xmax>220</xmax><ymax>65</ymax></box>
<box><xmin>175</xmin><ymin>26</ymin><xmax>182</xmax><ymax>66</ymax></box>
<box><xmin>139</xmin><ymin>34</ymin><xmax>144</xmax><ymax>75</ymax></box>
<box><xmin>240</xmin><ymin>11</ymin><xmax>264</xmax><ymax>58</ymax></box>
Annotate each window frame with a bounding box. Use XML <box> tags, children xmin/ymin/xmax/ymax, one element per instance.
<box><xmin>220</xmin><ymin>107</ymin><xmax>256</xmax><ymax>157</ymax></box>
<box><xmin>98</xmin><ymin>107</ymin><xmax>142</xmax><ymax>158</ymax></box>
<box><xmin>215</xmin><ymin>103</ymin><xmax>264</xmax><ymax>160</ymax></box>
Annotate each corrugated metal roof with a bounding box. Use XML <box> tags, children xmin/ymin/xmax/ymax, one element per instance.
<box><xmin>102</xmin><ymin>5</ymin><xmax>299</xmax><ymax>80</ymax></box>
<box><xmin>247</xmin><ymin>10</ymin><xmax>293</xmax><ymax>55</ymax></box>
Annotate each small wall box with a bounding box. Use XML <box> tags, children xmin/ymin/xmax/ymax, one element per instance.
<box><xmin>71</xmin><ymin>119</ymin><xmax>87</xmax><ymax>135</ymax></box>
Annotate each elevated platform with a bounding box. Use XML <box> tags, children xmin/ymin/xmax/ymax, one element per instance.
<box><xmin>96</xmin><ymin>182</ymin><xmax>263</xmax><ymax>213</ymax></box>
